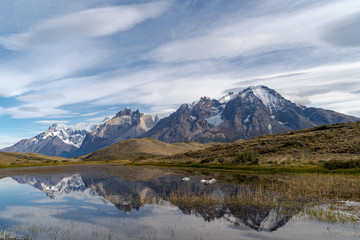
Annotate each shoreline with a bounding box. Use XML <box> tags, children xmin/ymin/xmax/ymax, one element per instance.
<box><xmin>1</xmin><ymin>160</ymin><xmax>359</xmax><ymax>175</ymax></box>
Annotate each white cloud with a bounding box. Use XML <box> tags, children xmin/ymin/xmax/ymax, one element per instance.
<box><xmin>0</xmin><ymin>1</ymin><xmax>171</xmax><ymax>50</ymax></box>
<box><xmin>148</xmin><ymin>0</ymin><xmax>360</xmax><ymax>62</ymax></box>
<box><xmin>35</xmin><ymin>120</ymin><xmax>69</xmax><ymax>125</ymax></box>
<box><xmin>0</xmin><ymin>1</ymin><xmax>171</xmax><ymax>99</ymax></box>
<box><xmin>0</xmin><ymin>134</ymin><xmax>25</xmax><ymax>149</ymax></box>
<box><xmin>3</xmin><ymin>106</ymin><xmax>73</xmax><ymax>119</ymax></box>
<box><xmin>1</xmin><ymin>0</ymin><xmax>360</xmax><ymax>125</ymax></box>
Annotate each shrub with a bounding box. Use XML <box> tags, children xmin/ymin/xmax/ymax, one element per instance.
<box><xmin>323</xmin><ymin>159</ymin><xmax>360</xmax><ymax>170</ymax></box>
<box><xmin>311</xmin><ymin>125</ymin><xmax>332</xmax><ymax>132</ymax></box>
<box><xmin>200</xmin><ymin>157</ymin><xmax>215</xmax><ymax>164</ymax></box>
<box><xmin>282</xmin><ymin>140</ymin><xmax>297</xmax><ymax>147</ymax></box>
<box><xmin>231</xmin><ymin>151</ymin><xmax>259</xmax><ymax>165</ymax></box>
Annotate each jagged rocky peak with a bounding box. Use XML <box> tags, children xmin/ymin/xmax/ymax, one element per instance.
<box><xmin>115</xmin><ymin>107</ymin><xmax>133</xmax><ymax>117</ymax></box>
<box><xmin>42</xmin><ymin>123</ymin><xmax>91</xmax><ymax>148</ymax></box>
<box><xmin>144</xmin><ymin>85</ymin><xmax>359</xmax><ymax>143</ymax></box>
<box><xmin>48</xmin><ymin>123</ymin><xmax>65</xmax><ymax>131</ymax></box>
<box><xmin>110</xmin><ymin>107</ymin><xmax>155</xmax><ymax>129</ymax></box>
<box><xmin>154</xmin><ymin>115</ymin><xmax>160</xmax><ymax>124</ymax></box>
<box><xmin>219</xmin><ymin>91</ymin><xmax>235</xmax><ymax>104</ymax></box>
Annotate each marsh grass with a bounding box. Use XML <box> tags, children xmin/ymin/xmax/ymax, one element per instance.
<box><xmin>164</xmin><ymin>173</ymin><xmax>360</xmax><ymax>224</ymax></box>
<box><xmin>160</xmin><ymin>121</ymin><xmax>360</xmax><ymax>168</ymax></box>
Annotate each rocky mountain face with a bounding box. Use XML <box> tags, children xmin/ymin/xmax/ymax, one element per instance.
<box><xmin>2</xmin><ymin>86</ymin><xmax>358</xmax><ymax>157</ymax></box>
<box><xmin>143</xmin><ymin>86</ymin><xmax>359</xmax><ymax>142</ymax></box>
<box><xmin>74</xmin><ymin>108</ymin><xmax>158</xmax><ymax>157</ymax></box>
<box><xmin>1</xmin><ymin>123</ymin><xmax>90</xmax><ymax>158</ymax></box>
<box><xmin>1</xmin><ymin>108</ymin><xmax>158</xmax><ymax>158</ymax></box>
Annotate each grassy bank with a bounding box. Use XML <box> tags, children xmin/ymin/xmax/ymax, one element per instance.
<box><xmin>129</xmin><ymin>121</ymin><xmax>360</xmax><ymax>173</ymax></box>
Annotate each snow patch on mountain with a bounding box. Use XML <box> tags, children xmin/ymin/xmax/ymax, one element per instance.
<box><xmin>204</xmin><ymin>93</ymin><xmax>236</xmax><ymax>127</ymax></box>
<box><xmin>219</xmin><ymin>92</ymin><xmax>236</xmax><ymax>104</ymax></box>
<box><xmin>40</xmin><ymin>117</ymin><xmax>110</xmax><ymax>148</ymax></box>
<box><xmin>250</xmin><ymin>86</ymin><xmax>284</xmax><ymax>113</ymax></box>
<box><xmin>206</xmin><ymin>113</ymin><xmax>224</xmax><ymax>127</ymax></box>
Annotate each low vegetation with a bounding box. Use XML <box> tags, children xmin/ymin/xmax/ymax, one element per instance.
<box><xmin>0</xmin><ymin>152</ymin><xmax>77</xmax><ymax>168</ymax></box>
<box><xmin>79</xmin><ymin>138</ymin><xmax>215</xmax><ymax>162</ymax></box>
<box><xmin>165</xmin><ymin>173</ymin><xmax>360</xmax><ymax>224</ymax></box>
<box><xmin>134</xmin><ymin>121</ymin><xmax>360</xmax><ymax>173</ymax></box>
<box><xmin>1</xmin><ymin>121</ymin><xmax>360</xmax><ymax>173</ymax></box>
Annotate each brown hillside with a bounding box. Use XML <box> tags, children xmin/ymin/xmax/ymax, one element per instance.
<box><xmin>0</xmin><ymin>152</ymin><xmax>74</xmax><ymax>166</ymax></box>
<box><xmin>162</xmin><ymin>121</ymin><xmax>360</xmax><ymax>166</ymax></box>
<box><xmin>80</xmin><ymin>138</ymin><xmax>216</xmax><ymax>161</ymax></box>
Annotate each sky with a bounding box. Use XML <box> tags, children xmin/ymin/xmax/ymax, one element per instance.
<box><xmin>0</xmin><ymin>0</ymin><xmax>360</xmax><ymax>148</ymax></box>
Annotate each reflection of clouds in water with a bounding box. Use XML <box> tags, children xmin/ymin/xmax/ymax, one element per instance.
<box><xmin>2</xmin><ymin>172</ymin><xmax>360</xmax><ymax>240</ymax></box>
<box><xmin>32</xmin><ymin>198</ymin><xmax>66</xmax><ymax>203</ymax></box>
<box><xmin>0</xmin><ymin>177</ymin><xmax>25</xmax><ymax>190</ymax></box>
<box><xmin>1</xmin><ymin>200</ymin><xmax>358</xmax><ymax>240</ymax></box>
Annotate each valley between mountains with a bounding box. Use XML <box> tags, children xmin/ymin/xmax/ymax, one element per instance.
<box><xmin>1</xmin><ymin>85</ymin><xmax>359</xmax><ymax>172</ymax></box>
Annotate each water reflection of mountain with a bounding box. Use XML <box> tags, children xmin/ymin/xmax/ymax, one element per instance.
<box><xmin>12</xmin><ymin>172</ymin><xmax>293</xmax><ymax>232</ymax></box>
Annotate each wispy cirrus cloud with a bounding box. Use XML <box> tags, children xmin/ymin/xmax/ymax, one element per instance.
<box><xmin>148</xmin><ymin>0</ymin><xmax>360</xmax><ymax>63</ymax></box>
<box><xmin>35</xmin><ymin>120</ymin><xmax>69</xmax><ymax>125</ymax></box>
<box><xmin>0</xmin><ymin>0</ymin><xmax>360</xmax><ymax>149</ymax></box>
<box><xmin>0</xmin><ymin>1</ymin><xmax>171</xmax><ymax>50</ymax></box>
<box><xmin>0</xmin><ymin>1</ymin><xmax>171</xmax><ymax>99</ymax></box>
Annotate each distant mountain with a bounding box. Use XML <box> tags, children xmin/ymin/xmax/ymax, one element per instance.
<box><xmin>143</xmin><ymin>86</ymin><xmax>359</xmax><ymax>142</ymax></box>
<box><xmin>1</xmin><ymin>108</ymin><xmax>158</xmax><ymax>158</ymax></box>
<box><xmin>2</xmin><ymin>86</ymin><xmax>358</xmax><ymax>157</ymax></box>
<box><xmin>1</xmin><ymin>123</ymin><xmax>96</xmax><ymax>157</ymax></box>
<box><xmin>75</xmin><ymin>108</ymin><xmax>159</xmax><ymax>157</ymax></box>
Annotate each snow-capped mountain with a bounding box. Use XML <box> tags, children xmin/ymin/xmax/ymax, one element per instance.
<box><xmin>2</xmin><ymin>86</ymin><xmax>358</xmax><ymax>157</ymax></box>
<box><xmin>1</xmin><ymin>120</ymin><xmax>108</xmax><ymax>157</ymax></box>
<box><xmin>143</xmin><ymin>85</ymin><xmax>359</xmax><ymax>142</ymax></box>
<box><xmin>1</xmin><ymin>108</ymin><xmax>158</xmax><ymax>158</ymax></box>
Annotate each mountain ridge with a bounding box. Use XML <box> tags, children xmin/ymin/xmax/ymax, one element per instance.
<box><xmin>2</xmin><ymin>85</ymin><xmax>358</xmax><ymax>157</ymax></box>
<box><xmin>143</xmin><ymin>85</ymin><xmax>358</xmax><ymax>142</ymax></box>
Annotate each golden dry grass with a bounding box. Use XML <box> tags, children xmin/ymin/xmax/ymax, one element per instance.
<box><xmin>0</xmin><ymin>151</ymin><xmax>77</xmax><ymax>167</ymax></box>
<box><xmin>159</xmin><ymin>121</ymin><xmax>360</xmax><ymax>167</ymax></box>
<box><xmin>80</xmin><ymin>137</ymin><xmax>217</xmax><ymax>161</ymax></box>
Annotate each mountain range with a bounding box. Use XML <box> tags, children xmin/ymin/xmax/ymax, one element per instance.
<box><xmin>2</xmin><ymin>85</ymin><xmax>358</xmax><ymax>157</ymax></box>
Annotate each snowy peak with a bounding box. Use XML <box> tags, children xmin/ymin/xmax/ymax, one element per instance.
<box><xmin>42</xmin><ymin>123</ymin><xmax>90</xmax><ymax>148</ymax></box>
<box><xmin>218</xmin><ymin>91</ymin><xmax>235</xmax><ymax>104</ymax></box>
<box><xmin>239</xmin><ymin>86</ymin><xmax>287</xmax><ymax>113</ymax></box>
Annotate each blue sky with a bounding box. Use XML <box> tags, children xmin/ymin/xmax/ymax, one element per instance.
<box><xmin>0</xmin><ymin>0</ymin><xmax>360</xmax><ymax>148</ymax></box>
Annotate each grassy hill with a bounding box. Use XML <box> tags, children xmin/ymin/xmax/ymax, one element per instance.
<box><xmin>2</xmin><ymin>121</ymin><xmax>360</xmax><ymax>171</ymax></box>
<box><xmin>0</xmin><ymin>151</ymin><xmax>75</xmax><ymax>167</ymax></box>
<box><xmin>79</xmin><ymin>138</ymin><xmax>216</xmax><ymax>161</ymax></box>
<box><xmin>139</xmin><ymin>121</ymin><xmax>360</xmax><ymax>169</ymax></box>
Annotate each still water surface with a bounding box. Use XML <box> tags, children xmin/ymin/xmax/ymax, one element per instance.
<box><xmin>0</xmin><ymin>164</ymin><xmax>359</xmax><ymax>240</ymax></box>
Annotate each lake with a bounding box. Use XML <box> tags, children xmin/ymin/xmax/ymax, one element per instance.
<box><xmin>0</xmin><ymin>164</ymin><xmax>359</xmax><ymax>240</ymax></box>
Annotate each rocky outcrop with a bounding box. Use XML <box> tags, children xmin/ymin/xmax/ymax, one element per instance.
<box><xmin>75</xmin><ymin>108</ymin><xmax>158</xmax><ymax>156</ymax></box>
